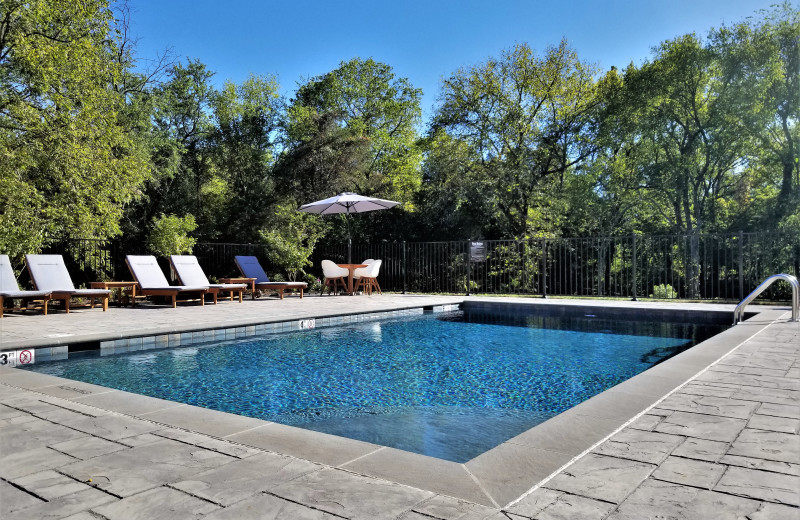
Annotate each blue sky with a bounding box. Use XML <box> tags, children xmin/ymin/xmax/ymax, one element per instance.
<box><xmin>128</xmin><ymin>0</ymin><xmax>779</xmax><ymax>121</ymax></box>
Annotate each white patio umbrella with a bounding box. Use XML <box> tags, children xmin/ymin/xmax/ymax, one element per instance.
<box><xmin>298</xmin><ymin>192</ymin><xmax>400</xmax><ymax>262</ymax></box>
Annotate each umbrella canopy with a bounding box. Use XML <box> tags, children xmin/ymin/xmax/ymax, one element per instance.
<box><xmin>298</xmin><ymin>192</ymin><xmax>400</xmax><ymax>264</ymax></box>
<box><xmin>298</xmin><ymin>192</ymin><xmax>400</xmax><ymax>215</ymax></box>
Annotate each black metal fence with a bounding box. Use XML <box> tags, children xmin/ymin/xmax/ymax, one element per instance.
<box><xmin>312</xmin><ymin>232</ymin><xmax>799</xmax><ymax>301</ymax></box>
<box><xmin>29</xmin><ymin>232</ymin><xmax>799</xmax><ymax>301</ymax></box>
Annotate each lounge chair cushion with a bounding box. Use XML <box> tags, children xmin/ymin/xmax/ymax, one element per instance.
<box><xmin>170</xmin><ymin>255</ymin><xmax>210</xmax><ymax>286</ymax></box>
<box><xmin>170</xmin><ymin>255</ymin><xmax>245</xmax><ymax>292</ymax></box>
<box><xmin>234</xmin><ymin>256</ymin><xmax>307</xmax><ymax>288</ymax></box>
<box><xmin>127</xmin><ymin>255</ymin><xmax>209</xmax><ymax>293</ymax></box>
<box><xmin>25</xmin><ymin>254</ymin><xmax>78</xmax><ymax>291</ymax></box>
<box><xmin>0</xmin><ymin>255</ymin><xmax>21</xmax><ymax>293</ymax></box>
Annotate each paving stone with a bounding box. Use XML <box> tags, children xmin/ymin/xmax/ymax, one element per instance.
<box><xmin>172</xmin><ymin>452</ymin><xmax>319</xmax><ymax>506</ymax></box>
<box><xmin>671</xmin><ymin>438</ymin><xmax>729</xmax><ymax>462</ymax></box>
<box><xmin>60</xmin><ymin>438</ymin><xmax>236</xmax><ymax>498</ymax></box>
<box><xmin>0</xmin><ymin>479</ymin><xmax>44</xmax><ymax>515</ymax></box>
<box><xmin>1</xmin><ymin>415</ymin><xmax>87</xmax><ymax>453</ymax></box>
<box><xmin>657</xmin><ymin>394</ymin><xmax>759</xmax><ymax>419</ymax></box>
<box><xmin>595</xmin><ymin>428</ymin><xmax>684</xmax><ymax>464</ymax></box>
<box><xmin>747</xmin><ymin>502</ymin><xmax>800</xmax><ymax>520</ymax></box>
<box><xmin>116</xmin><ymin>432</ymin><xmax>166</xmax><ymax>447</ymax></box>
<box><xmin>50</xmin><ymin>435</ymin><xmax>127</xmax><ymax>459</ymax></box>
<box><xmin>544</xmin><ymin>454</ymin><xmax>655</xmax><ymax>504</ymax></box>
<box><xmin>155</xmin><ymin>428</ymin><xmax>263</xmax><ymax>458</ymax></box>
<box><xmin>271</xmin><ymin>468</ymin><xmax>434</xmax><ymax>519</ymax></box>
<box><xmin>201</xmin><ymin>492</ymin><xmax>340</xmax><ymax>519</ymax></box>
<box><xmin>715</xmin><ymin>466</ymin><xmax>800</xmax><ymax>506</ymax></box>
<box><xmin>758</xmin><ymin>401</ymin><xmax>800</xmax><ymax>419</ymax></box>
<box><xmin>651</xmin><ymin>456</ymin><xmax>726</xmax><ymax>489</ymax></box>
<box><xmin>696</xmin><ymin>371</ymin><xmax>799</xmax><ymax>390</ymax></box>
<box><xmin>747</xmin><ymin>414</ymin><xmax>800</xmax><ymax>433</ymax></box>
<box><xmin>5</xmin><ymin>487</ymin><xmax>117</xmax><ymax>520</ymax></box>
<box><xmin>708</xmin><ymin>363</ymin><xmax>740</xmax><ymax>374</ymax></box>
<box><xmin>59</xmin><ymin>512</ymin><xmax>104</xmax><ymax>520</ymax></box>
<box><xmin>654</xmin><ymin>411</ymin><xmax>746</xmax><ymax>442</ymax></box>
<box><xmin>738</xmin><ymin>366</ymin><xmax>790</xmax><ymax>377</ymax></box>
<box><xmin>0</xmin><ymin>403</ymin><xmax>27</xmax><ymax>420</ymax></box>
<box><xmin>506</xmin><ymin>487</ymin><xmax>616</xmax><ymax>520</ymax></box>
<box><xmin>140</xmin><ymin>404</ymin><xmax>268</xmax><ymax>438</ymax></box>
<box><xmin>606</xmin><ymin>479</ymin><xmax>764</xmax><ymax>520</ymax></box>
<box><xmin>13</xmin><ymin>469</ymin><xmax>92</xmax><ymax>500</ymax></box>
<box><xmin>0</xmin><ymin>446</ymin><xmax>79</xmax><ymax>479</ymax></box>
<box><xmin>626</xmin><ymin>414</ymin><xmax>662</xmax><ymax>431</ymax></box>
<box><xmin>0</xmin><ymin>413</ymin><xmax>39</xmax><ymax>429</ymax></box>
<box><xmin>720</xmin><ymin>454</ymin><xmax>800</xmax><ymax>476</ymax></box>
<box><xmin>411</xmin><ymin>494</ymin><xmax>499</xmax><ymax>519</ymax></box>
<box><xmin>91</xmin><ymin>486</ymin><xmax>220</xmax><ymax>519</ymax></box>
<box><xmin>727</xmin><ymin>429</ymin><xmax>800</xmax><ymax>464</ymax></box>
<box><xmin>731</xmin><ymin>386</ymin><xmax>800</xmax><ymax>407</ymax></box>
<box><xmin>680</xmin><ymin>382</ymin><xmax>736</xmax><ymax>398</ymax></box>
<box><xmin>59</xmin><ymin>413</ymin><xmax>161</xmax><ymax>441</ymax></box>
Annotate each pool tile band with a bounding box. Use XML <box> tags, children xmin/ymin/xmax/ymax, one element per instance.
<box><xmin>10</xmin><ymin>306</ymin><xmax>434</xmax><ymax>362</ymax></box>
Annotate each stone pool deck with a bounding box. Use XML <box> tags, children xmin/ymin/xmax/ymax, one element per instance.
<box><xmin>0</xmin><ymin>295</ymin><xmax>798</xmax><ymax>519</ymax></box>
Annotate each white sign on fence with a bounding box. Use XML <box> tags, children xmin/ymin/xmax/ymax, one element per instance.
<box><xmin>0</xmin><ymin>349</ymin><xmax>36</xmax><ymax>367</ymax></box>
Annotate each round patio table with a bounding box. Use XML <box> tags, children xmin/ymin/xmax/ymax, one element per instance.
<box><xmin>336</xmin><ymin>264</ymin><xmax>368</xmax><ymax>295</ymax></box>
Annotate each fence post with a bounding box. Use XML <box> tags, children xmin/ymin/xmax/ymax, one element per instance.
<box><xmin>466</xmin><ymin>240</ymin><xmax>471</xmax><ymax>296</ymax></box>
<box><xmin>738</xmin><ymin>230</ymin><xmax>744</xmax><ymax>300</ymax></box>
<box><xmin>402</xmin><ymin>241</ymin><xmax>407</xmax><ymax>294</ymax></box>
<box><xmin>542</xmin><ymin>239</ymin><xmax>548</xmax><ymax>299</ymax></box>
<box><xmin>631</xmin><ymin>234</ymin><xmax>638</xmax><ymax>301</ymax></box>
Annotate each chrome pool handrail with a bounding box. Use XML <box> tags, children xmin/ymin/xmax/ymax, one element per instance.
<box><xmin>734</xmin><ymin>273</ymin><xmax>799</xmax><ymax>324</ymax></box>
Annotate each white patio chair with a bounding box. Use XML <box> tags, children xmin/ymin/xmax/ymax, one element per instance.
<box><xmin>354</xmin><ymin>259</ymin><xmax>382</xmax><ymax>295</ymax></box>
<box><xmin>321</xmin><ymin>260</ymin><xmax>348</xmax><ymax>295</ymax></box>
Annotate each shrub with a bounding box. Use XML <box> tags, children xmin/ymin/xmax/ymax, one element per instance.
<box><xmin>147</xmin><ymin>214</ymin><xmax>197</xmax><ymax>257</ymax></box>
<box><xmin>651</xmin><ymin>283</ymin><xmax>677</xmax><ymax>299</ymax></box>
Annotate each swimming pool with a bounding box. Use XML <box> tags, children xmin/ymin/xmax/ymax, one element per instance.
<box><xmin>23</xmin><ymin>308</ymin><xmax>726</xmax><ymax>462</ymax></box>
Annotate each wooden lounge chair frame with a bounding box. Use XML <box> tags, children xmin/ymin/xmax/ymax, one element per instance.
<box><xmin>1</xmin><ymin>255</ymin><xmax>51</xmax><ymax>318</ymax></box>
<box><xmin>169</xmin><ymin>255</ymin><xmax>247</xmax><ymax>303</ymax></box>
<box><xmin>234</xmin><ymin>256</ymin><xmax>307</xmax><ymax>299</ymax></box>
<box><xmin>25</xmin><ymin>254</ymin><xmax>109</xmax><ymax>313</ymax></box>
<box><xmin>126</xmin><ymin>255</ymin><xmax>209</xmax><ymax>308</ymax></box>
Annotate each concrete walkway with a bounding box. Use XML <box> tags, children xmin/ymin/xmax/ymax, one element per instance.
<box><xmin>0</xmin><ymin>297</ymin><xmax>798</xmax><ymax>518</ymax></box>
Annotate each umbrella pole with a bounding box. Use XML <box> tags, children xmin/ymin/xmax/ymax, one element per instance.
<box><xmin>348</xmin><ymin>237</ymin><xmax>352</xmax><ymax>264</ymax></box>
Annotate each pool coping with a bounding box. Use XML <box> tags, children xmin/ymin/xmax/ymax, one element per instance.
<box><xmin>0</xmin><ymin>298</ymin><xmax>790</xmax><ymax>508</ymax></box>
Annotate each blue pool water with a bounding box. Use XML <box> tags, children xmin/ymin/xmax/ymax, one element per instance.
<box><xmin>25</xmin><ymin>309</ymin><xmax>725</xmax><ymax>462</ymax></box>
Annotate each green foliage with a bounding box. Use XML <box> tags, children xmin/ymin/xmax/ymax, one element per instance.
<box><xmin>258</xmin><ymin>203</ymin><xmax>326</xmax><ymax>281</ymax></box>
<box><xmin>651</xmin><ymin>284</ymin><xmax>677</xmax><ymax>299</ymax></box>
<box><xmin>283</xmin><ymin>58</ymin><xmax>423</xmax><ymax>204</ymax></box>
<box><xmin>147</xmin><ymin>214</ymin><xmax>198</xmax><ymax>257</ymax></box>
<box><xmin>0</xmin><ymin>0</ymin><xmax>150</xmax><ymax>260</ymax></box>
<box><xmin>426</xmin><ymin>40</ymin><xmax>600</xmax><ymax>238</ymax></box>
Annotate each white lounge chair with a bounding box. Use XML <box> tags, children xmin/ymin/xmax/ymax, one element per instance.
<box><xmin>234</xmin><ymin>256</ymin><xmax>307</xmax><ymax>299</ymax></box>
<box><xmin>126</xmin><ymin>255</ymin><xmax>209</xmax><ymax>308</ymax></box>
<box><xmin>320</xmin><ymin>259</ymin><xmax>348</xmax><ymax>295</ymax></box>
<box><xmin>0</xmin><ymin>254</ymin><xmax>51</xmax><ymax>317</ymax></box>
<box><xmin>25</xmin><ymin>254</ymin><xmax>110</xmax><ymax>313</ymax></box>
<box><xmin>170</xmin><ymin>255</ymin><xmax>247</xmax><ymax>303</ymax></box>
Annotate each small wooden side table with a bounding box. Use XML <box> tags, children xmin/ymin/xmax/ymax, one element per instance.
<box><xmin>220</xmin><ymin>277</ymin><xmax>257</xmax><ymax>299</ymax></box>
<box><xmin>90</xmin><ymin>281</ymin><xmax>140</xmax><ymax>306</ymax></box>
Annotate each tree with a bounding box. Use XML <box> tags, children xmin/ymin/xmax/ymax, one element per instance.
<box><xmin>711</xmin><ymin>3</ymin><xmax>799</xmax><ymax>227</ymax></box>
<box><xmin>284</xmin><ymin>58</ymin><xmax>423</xmax><ymax>203</ymax></box>
<box><xmin>0</xmin><ymin>0</ymin><xmax>150</xmax><ymax>260</ymax></box>
<box><xmin>206</xmin><ymin>74</ymin><xmax>284</xmax><ymax>241</ymax></box>
<box><xmin>119</xmin><ymin>60</ymin><xmax>215</xmax><ymax>242</ymax></box>
<box><xmin>428</xmin><ymin>40</ymin><xmax>600</xmax><ymax>238</ymax></box>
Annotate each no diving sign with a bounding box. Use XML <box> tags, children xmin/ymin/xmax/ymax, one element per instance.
<box><xmin>0</xmin><ymin>349</ymin><xmax>35</xmax><ymax>367</ymax></box>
